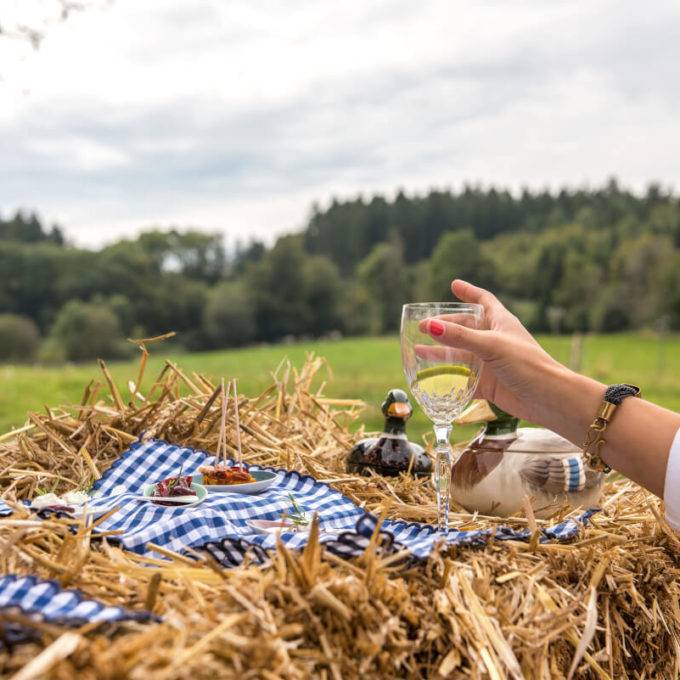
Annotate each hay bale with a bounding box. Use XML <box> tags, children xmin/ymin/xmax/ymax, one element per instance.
<box><xmin>0</xmin><ymin>349</ymin><xmax>678</xmax><ymax>678</ymax></box>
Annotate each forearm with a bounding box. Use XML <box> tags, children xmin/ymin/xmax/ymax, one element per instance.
<box><xmin>531</xmin><ymin>367</ymin><xmax>680</xmax><ymax>499</ymax></box>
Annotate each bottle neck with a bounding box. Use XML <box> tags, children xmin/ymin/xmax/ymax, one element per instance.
<box><xmin>484</xmin><ymin>418</ymin><xmax>519</xmax><ymax>436</ymax></box>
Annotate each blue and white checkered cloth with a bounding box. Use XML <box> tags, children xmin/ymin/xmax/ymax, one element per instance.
<box><xmin>0</xmin><ymin>438</ymin><xmax>595</xmax><ymax>567</ymax></box>
<box><xmin>0</xmin><ymin>574</ymin><xmax>156</xmax><ymax>625</ymax></box>
<box><xmin>0</xmin><ymin>434</ymin><xmax>597</xmax><ymax>640</ymax></box>
<box><xmin>75</xmin><ymin>438</ymin><xmax>596</xmax><ymax>565</ymax></box>
<box><xmin>82</xmin><ymin>438</ymin><xmax>366</xmax><ymax>559</ymax></box>
<box><xmin>0</xmin><ymin>499</ymin><xmax>13</xmax><ymax>517</ymax></box>
<box><xmin>0</xmin><ymin>574</ymin><xmax>157</xmax><ymax>645</ymax></box>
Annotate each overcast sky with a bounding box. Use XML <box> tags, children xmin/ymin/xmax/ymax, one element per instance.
<box><xmin>1</xmin><ymin>0</ymin><xmax>679</xmax><ymax>249</ymax></box>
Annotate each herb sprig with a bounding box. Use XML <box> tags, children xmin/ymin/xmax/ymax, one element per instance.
<box><xmin>35</xmin><ymin>476</ymin><xmax>61</xmax><ymax>496</ymax></box>
<box><xmin>168</xmin><ymin>464</ymin><xmax>184</xmax><ymax>487</ymax></box>
<box><xmin>279</xmin><ymin>493</ymin><xmax>309</xmax><ymax>527</ymax></box>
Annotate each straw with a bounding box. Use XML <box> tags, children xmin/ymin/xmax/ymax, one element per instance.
<box><xmin>0</xmin><ymin>348</ymin><xmax>678</xmax><ymax>677</ymax></box>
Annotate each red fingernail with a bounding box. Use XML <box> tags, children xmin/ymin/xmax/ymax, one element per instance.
<box><xmin>429</xmin><ymin>320</ymin><xmax>444</xmax><ymax>336</ymax></box>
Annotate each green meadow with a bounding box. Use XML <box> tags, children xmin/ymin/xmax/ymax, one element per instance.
<box><xmin>1</xmin><ymin>332</ymin><xmax>679</xmax><ymax>446</ymax></box>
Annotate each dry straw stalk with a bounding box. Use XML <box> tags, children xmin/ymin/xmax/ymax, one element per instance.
<box><xmin>0</xmin><ymin>347</ymin><xmax>678</xmax><ymax>678</ymax></box>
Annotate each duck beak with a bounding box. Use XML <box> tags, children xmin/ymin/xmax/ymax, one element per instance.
<box><xmin>387</xmin><ymin>402</ymin><xmax>410</xmax><ymax>418</ymax></box>
<box><xmin>456</xmin><ymin>399</ymin><xmax>497</xmax><ymax>424</ymax></box>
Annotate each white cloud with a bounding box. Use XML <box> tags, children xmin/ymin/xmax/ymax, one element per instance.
<box><xmin>26</xmin><ymin>136</ymin><xmax>130</xmax><ymax>172</ymax></box>
<box><xmin>0</xmin><ymin>0</ymin><xmax>679</xmax><ymax>247</ymax></box>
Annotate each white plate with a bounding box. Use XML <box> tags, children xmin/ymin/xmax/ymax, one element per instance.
<box><xmin>194</xmin><ymin>469</ymin><xmax>278</xmax><ymax>494</ymax></box>
<box><xmin>246</xmin><ymin>518</ymin><xmax>304</xmax><ymax>534</ymax></box>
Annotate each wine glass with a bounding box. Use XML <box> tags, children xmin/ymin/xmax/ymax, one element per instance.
<box><xmin>400</xmin><ymin>302</ymin><xmax>484</xmax><ymax>534</ymax></box>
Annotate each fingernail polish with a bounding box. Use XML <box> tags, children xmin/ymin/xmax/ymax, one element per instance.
<box><xmin>429</xmin><ymin>320</ymin><xmax>444</xmax><ymax>336</ymax></box>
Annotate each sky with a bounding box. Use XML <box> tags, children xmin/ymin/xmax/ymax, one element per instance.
<box><xmin>1</xmin><ymin>0</ymin><xmax>679</xmax><ymax>249</ymax></box>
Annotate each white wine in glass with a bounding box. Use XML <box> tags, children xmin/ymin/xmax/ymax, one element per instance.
<box><xmin>400</xmin><ymin>302</ymin><xmax>483</xmax><ymax>534</ymax></box>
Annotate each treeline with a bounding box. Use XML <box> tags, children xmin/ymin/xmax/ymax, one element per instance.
<box><xmin>1</xmin><ymin>179</ymin><xmax>679</xmax><ymax>363</ymax></box>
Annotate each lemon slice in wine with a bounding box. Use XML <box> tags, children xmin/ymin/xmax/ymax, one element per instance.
<box><xmin>412</xmin><ymin>365</ymin><xmax>472</xmax><ymax>397</ymax></box>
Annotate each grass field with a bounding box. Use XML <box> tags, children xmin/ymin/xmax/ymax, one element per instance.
<box><xmin>1</xmin><ymin>332</ymin><xmax>680</xmax><ymax>446</ymax></box>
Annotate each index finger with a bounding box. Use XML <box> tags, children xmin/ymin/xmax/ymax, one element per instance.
<box><xmin>451</xmin><ymin>280</ymin><xmax>501</xmax><ymax>311</ymax></box>
<box><xmin>417</xmin><ymin>317</ymin><xmax>496</xmax><ymax>362</ymax></box>
<box><xmin>435</xmin><ymin>312</ymin><xmax>484</xmax><ymax>330</ymax></box>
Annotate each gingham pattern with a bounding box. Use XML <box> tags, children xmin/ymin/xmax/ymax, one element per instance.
<box><xmin>383</xmin><ymin>507</ymin><xmax>597</xmax><ymax>558</ymax></box>
<box><xmin>83</xmin><ymin>438</ymin><xmax>365</xmax><ymax>557</ymax></box>
<box><xmin>79</xmin><ymin>438</ymin><xmax>596</xmax><ymax>564</ymax></box>
<box><xmin>203</xmin><ymin>506</ymin><xmax>598</xmax><ymax>565</ymax></box>
<box><xmin>0</xmin><ymin>573</ymin><xmax>157</xmax><ymax>643</ymax></box>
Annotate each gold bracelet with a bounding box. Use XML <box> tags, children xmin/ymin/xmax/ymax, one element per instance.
<box><xmin>582</xmin><ymin>384</ymin><xmax>641</xmax><ymax>473</ymax></box>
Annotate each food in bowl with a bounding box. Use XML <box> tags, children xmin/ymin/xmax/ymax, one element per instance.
<box><xmin>151</xmin><ymin>470</ymin><xmax>197</xmax><ymax>506</ymax></box>
<box><xmin>198</xmin><ymin>463</ymin><xmax>255</xmax><ymax>485</ymax></box>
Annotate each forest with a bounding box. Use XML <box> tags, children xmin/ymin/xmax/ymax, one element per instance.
<box><xmin>1</xmin><ymin>178</ymin><xmax>679</xmax><ymax>363</ymax></box>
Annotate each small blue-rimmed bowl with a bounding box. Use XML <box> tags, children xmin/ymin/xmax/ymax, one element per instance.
<box><xmin>143</xmin><ymin>481</ymin><xmax>208</xmax><ymax>507</ymax></box>
<box><xmin>194</xmin><ymin>469</ymin><xmax>278</xmax><ymax>494</ymax></box>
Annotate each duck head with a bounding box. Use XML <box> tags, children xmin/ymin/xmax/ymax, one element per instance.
<box><xmin>346</xmin><ymin>388</ymin><xmax>431</xmax><ymax>477</ymax></box>
<box><xmin>381</xmin><ymin>389</ymin><xmax>412</xmax><ymax>422</ymax></box>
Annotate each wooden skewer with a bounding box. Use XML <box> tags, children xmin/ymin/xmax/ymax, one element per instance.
<box><xmin>222</xmin><ymin>381</ymin><xmax>231</xmax><ymax>467</ymax></box>
<box><xmin>213</xmin><ymin>378</ymin><xmax>228</xmax><ymax>468</ymax></box>
<box><xmin>233</xmin><ymin>378</ymin><xmax>243</xmax><ymax>470</ymax></box>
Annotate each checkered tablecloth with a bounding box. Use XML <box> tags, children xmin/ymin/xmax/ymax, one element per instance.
<box><xmin>0</xmin><ymin>574</ymin><xmax>157</xmax><ymax>645</ymax></box>
<box><xmin>79</xmin><ymin>438</ymin><xmax>364</xmax><ymax>557</ymax></box>
<box><xmin>0</xmin><ymin>438</ymin><xmax>596</xmax><ymax>568</ymax></box>
<box><xmin>77</xmin><ymin>438</ymin><xmax>596</xmax><ymax>565</ymax></box>
<box><xmin>0</xmin><ymin>437</ymin><xmax>597</xmax><ymax>642</ymax></box>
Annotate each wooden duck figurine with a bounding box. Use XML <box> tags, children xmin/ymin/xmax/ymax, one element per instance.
<box><xmin>346</xmin><ymin>389</ymin><xmax>432</xmax><ymax>477</ymax></box>
<box><xmin>451</xmin><ymin>400</ymin><xmax>604</xmax><ymax>518</ymax></box>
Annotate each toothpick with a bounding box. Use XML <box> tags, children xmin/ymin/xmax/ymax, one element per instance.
<box><xmin>222</xmin><ymin>379</ymin><xmax>232</xmax><ymax>466</ymax></box>
<box><xmin>233</xmin><ymin>378</ymin><xmax>243</xmax><ymax>470</ymax></box>
<box><xmin>213</xmin><ymin>378</ymin><xmax>228</xmax><ymax>468</ymax></box>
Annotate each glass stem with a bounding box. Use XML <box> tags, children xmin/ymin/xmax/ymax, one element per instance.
<box><xmin>433</xmin><ymin>423</ymin><xmax>452</xmax><ymax>535</ymax></box>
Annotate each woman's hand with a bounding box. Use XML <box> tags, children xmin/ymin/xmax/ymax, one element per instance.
<box><xmin>418</xmin><ymin>279</ymin><xmax>575</xmax><ymax>425</ymax></box>
<box><xmin>418</xmin><ymin>279</ymin><xmax>680</xmax><ymax>499</ymax></box>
